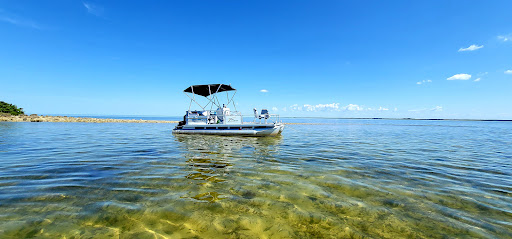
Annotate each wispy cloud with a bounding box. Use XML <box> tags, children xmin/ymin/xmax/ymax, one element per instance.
<box><xmin>458</xmin><ymin>44</ymin><xmax>483</xmax><ymax>52</ymax></box>
<box><xmin>498</xmin><ymin>34</ymin><xmax>511</xmax><ymax>42</ymax></box>
<box><xmin>289</xmin><ymin>104</ymin><xmax>301</xmax><ymax>111</ymax></box>
<box><xmin>271</xmin><ymin>107</ymin><xmax>278</xmax><ymax>112</ymax></box>
<box><xmin>0</xmin><ymin>10</ymin><xmax>42</xmax><ymax>29</ymax></box>
<box><xmin>288</xmin><ymin>103</ymin><xmax>398</xmax><ymax>113</ymax></box>
<box><xmin>260</xmin><ymin>89</ymin><xmax>268</xmax><ymax>93</ymax></box>
<box><xmin>409</xmin><ymin>106</ymin><xmax>443</xmax><ymax>112</ymax></box>
<box><xmin>417</xmin><ymin>79</ymin><xmax>432</xmax><ymax>85</ymax></box>
<box><xmin>447</xmin><ymin>73</ymin><xmax>471</xmax><ymax>81</ymax></box>
<box><xmin>289</xmin><ymin>103</ymin><xmax>341</xmax><ymax>112</ymax></box>
<box><xmin>306</xmin><ymin>103</ymin><xmax>340</xmax><ymax>111</ymax></box>
<box><xmin>83</xmin><ymin>2</ymin><xmax>104</xmax><ymax>16</ymax></box>
<box><xmin>366</xmin><ymin>106</ymin><xmax>392</xmax><ymax>111</ymax></box>
<box><xmin>474</xmin><ymin>72</ymin><xmax>487</xmax><ymax>82</ymax></box>
<box><xmin>505</xmin><ymin>70</ymin><xmax>512</xmax><ymax>75</ymax></box>
<box><xmin>432</xmin><ymin>106</ymin><xmax>443</xmax><ymax>111</ymax></box>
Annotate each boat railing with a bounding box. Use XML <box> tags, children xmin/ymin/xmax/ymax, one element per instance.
<box><xmin>248</xmin><ymin>114</ymin><xmax>281</xmax><ymax>124</ymax></box>
<box><xmin>186</xmin><ymin>110</ymin><xmax>242</xmax><ymax>116</ymax></box>
<box><xmin>185</xmin><ymin>110</ymin><xmax>243</xmax><ymax>125</ymax></box>
<box><xmin>185</xmin><ymin>112</ymin><xmax>281</xmax><ymax>125</ymax></box>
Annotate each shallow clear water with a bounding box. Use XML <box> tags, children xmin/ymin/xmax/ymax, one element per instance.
<box><xmin>0</xmin><ymin>119</ymin><xmax>511</xmax><ymax>238</ymax></box>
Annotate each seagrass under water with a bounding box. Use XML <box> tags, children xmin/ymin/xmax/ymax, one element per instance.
<box><xmin>0</xmin><ymin>119</ymin><xmax>511</xmax><ymax>238</ymax></box>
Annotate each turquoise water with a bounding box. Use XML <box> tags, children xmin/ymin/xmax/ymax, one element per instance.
<box><xmin>0</xmin><ymin>119</ymin><xmax>511</xmax><ymax>238</ymax></box>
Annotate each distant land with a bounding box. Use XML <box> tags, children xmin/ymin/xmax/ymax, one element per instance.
<box><xmin>282</xmin><ymin>117</ymin><xmax>512</xmax><ymax>122</ymax></box>
<box><xmin>0</xmin><ymin>101</ymin><xmax>24</xmax><ymax>116</ymax></box>
<box><xmin>1</xmin><ymin>114</ymin><xmax>510</xmax><ymax>123</ymax></box>
<box><xmin>1</xmin><ymin>101</ymin><xmax>510</xmax><ymax>123</ymax></box>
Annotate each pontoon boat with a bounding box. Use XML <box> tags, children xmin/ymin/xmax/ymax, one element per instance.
<box><xmin>172</xmin><ymin>84</ymin><xmax>284</xmax><ymax>136</ymax></box>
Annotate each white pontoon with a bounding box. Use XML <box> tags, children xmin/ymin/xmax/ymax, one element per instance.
<box><xmin>172</xmin><ymin>84</ymin><xmax>284</xmax><ymax>136</ymax></box>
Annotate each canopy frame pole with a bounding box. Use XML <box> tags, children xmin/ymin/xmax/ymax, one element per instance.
<box><xmin>192</xmin><ymin>86</ymin><xmax>205</xmax><ymax>110</ymax></box>
<box><xmin>209</xmin><ymin>94</ymin><xmax>218</xmax><ymax>109</ymax></box>
<box><xmin>184</xmin><ymin>92</ymin><xmax>206</xmax><ymax>111</ymax></box>
<box><xmin>210</xmin><ymin>86</ymin><xmax>221</xmax><ymax>109</ymax></box>
<box><xmin>183</xmin><ymin>84</ymin><xmax>238</xmax><ymax>111</ymax></box>
<box><xmin>208</xmin><ymin>85</ymin><xmax>214</xmax><ymax>111</ymax></box>
<box><xmin>191</xmin><ymin>86</ymin><xmax>196</xmax><ymax>106</ymax></box>
<box><xmin>226</xmin><ymin>90</ymin><xmax>237</xmax><ymax>112</ymax></box>
<box><xmin>213</xmin><ymin>84</ymin><xmax>222</xmax><ymax>108</ymax></box>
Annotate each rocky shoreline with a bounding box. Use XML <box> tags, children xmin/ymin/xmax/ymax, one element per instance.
<box><xmin>0</xmin><ymin>115</ymin><xmax>179</xmax><ymax>123</ymax></box>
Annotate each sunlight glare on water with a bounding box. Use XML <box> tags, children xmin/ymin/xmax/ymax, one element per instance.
<box><xmin>0</xmin><ymin>119</ymin><xmax>511</xmax><ymax>238</ymax></box>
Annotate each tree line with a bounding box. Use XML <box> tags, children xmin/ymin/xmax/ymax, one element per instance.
<box><xmin>0</xmin><ymin>101</ymin><xmax>25</xmax><ymax>115</ymax></box>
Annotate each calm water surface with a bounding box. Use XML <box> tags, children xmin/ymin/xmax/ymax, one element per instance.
<box><xmin>0</xmin><ymin>119</ymin><xmax>511</xmax><ymax>238</ymax></box>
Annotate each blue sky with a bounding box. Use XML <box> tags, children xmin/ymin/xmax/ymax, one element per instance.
<box><xmin>1</xmin><ymin>1</ymin><xmax>511</xmax><ymax>119</ymax></box>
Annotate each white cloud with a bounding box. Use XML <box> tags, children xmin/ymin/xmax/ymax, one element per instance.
<box><xmin>304</xmin><ymin>103</ymin><xmax>340</xmax><ymax>111</ymax></box>
<box><xmin>288</xmin><ymin>103</ymin><xmax>397</xmax><ymax>112</ymax></box>
<box><xmin>417</xmin><ymin>79</ymin><xmax>432</xmax><ymax>85</ymax></box>
<box><xmin>474</xmin><ymin>78</ymin><xmax>481</xmax><ymax>82</ymax></box>
<box><xmin>498</xmin><ymin>35</ymin><xmax>511</xmax><ymax>42</ymax></box>
<box><xmin>260</xmin><ymin>89</ymin><xmax>268</xmax><ymax>93</ymax></box>
<box><xmin>458</xmin><ymin>44</ymin><xmax>483</xmax><ymax>52</ymax></box>
<box><xmin>83</xmin><ymin>2</ymin><xmax>104</xmax><ymax>16</ymax></box>
<box><xmin>342</xmin><ymin>104</ymin><xmax>363</xmax><ymax>111</ymax></box>
<box><xmin>505</xmin><ymin>70</ymin><xmax>512</xmax><ymax>74</ymax></box>
<box><xmin>364</xmin><ymin>106</ymin><xmax>392</xmax><ymax>111</ymax></box>
<box><xmin>289</xmin><ymin>104</ymin><xmax>302</xmax><ymax>111</ymax></box>
<box><xmin>289</xmin><ymin>103</ymin><xmax>342</xmax><ymax>112</ymax></box>
<box><xmin>271</xmin><ymin>107</ymin><xmax>278</xmax><ymax>112</ymax></box>
<box><xmin>447</xmin><ymin>73</ymin><xmax>471</xmax><ymax>81</ymax></box>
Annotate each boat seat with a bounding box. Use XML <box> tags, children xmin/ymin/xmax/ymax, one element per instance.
<box><xmin>253</xmin><ymin>108</ymin><xmax>270</xmax><ymax>120</ymax></box>
<box><xmin>261</xmin><ymin>109</ymin><xmax>270</xmax><ymax>119</ymax></box>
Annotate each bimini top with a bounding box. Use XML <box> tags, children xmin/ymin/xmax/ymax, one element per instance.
<box><xmin>184</xmin><ymin>84</ymin><xmax>236</xmax><ymax>97</ymax></box>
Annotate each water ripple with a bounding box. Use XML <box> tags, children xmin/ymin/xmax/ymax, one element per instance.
<box><xmin>0</xmin><ymin>120</ymin><xmax>511</xmax><ymax>238</ymax></box>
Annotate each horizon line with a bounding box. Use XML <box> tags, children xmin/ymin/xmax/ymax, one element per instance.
<box><xmin>34</xmin><ymin>114</ymin><xmax>512</xmax><ymax>122</ymax></box>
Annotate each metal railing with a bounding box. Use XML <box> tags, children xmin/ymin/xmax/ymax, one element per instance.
<box><xmin>185</xmin><ymin>113</ymin><xmax>281</xmax><ymax>125</ymax></box>
<box><xmin>251</xmin><ymin>114</ymin><xmax>281</xmax><ymax>124</ymax></box>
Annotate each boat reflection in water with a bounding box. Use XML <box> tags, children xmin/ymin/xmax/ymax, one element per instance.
<box><xmin>174</xmin><ymin>135</ymin><xmax>282</xmax><ymax>203</ymax></box>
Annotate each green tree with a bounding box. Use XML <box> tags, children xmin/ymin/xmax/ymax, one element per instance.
<box><xmin>0</xmin><ymin>101</ymin><xmax>25</xmax><ymax>115</ymax></box>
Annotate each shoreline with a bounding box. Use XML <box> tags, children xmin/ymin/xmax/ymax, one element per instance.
<box><xmin>1</xmin><ymin>115</ymin><xmax>510</xmax><ymax>124</ymax></box>
<box><xmin>0</xmin><ymin>115</ymin><xmax>179</xmax><ymax>123</ymax></box>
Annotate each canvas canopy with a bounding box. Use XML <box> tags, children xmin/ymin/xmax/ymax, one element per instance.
<box><xmin>183</xmin><ymin>84</ymin><xmax>236</xmax><ymax>97</ymax></box>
